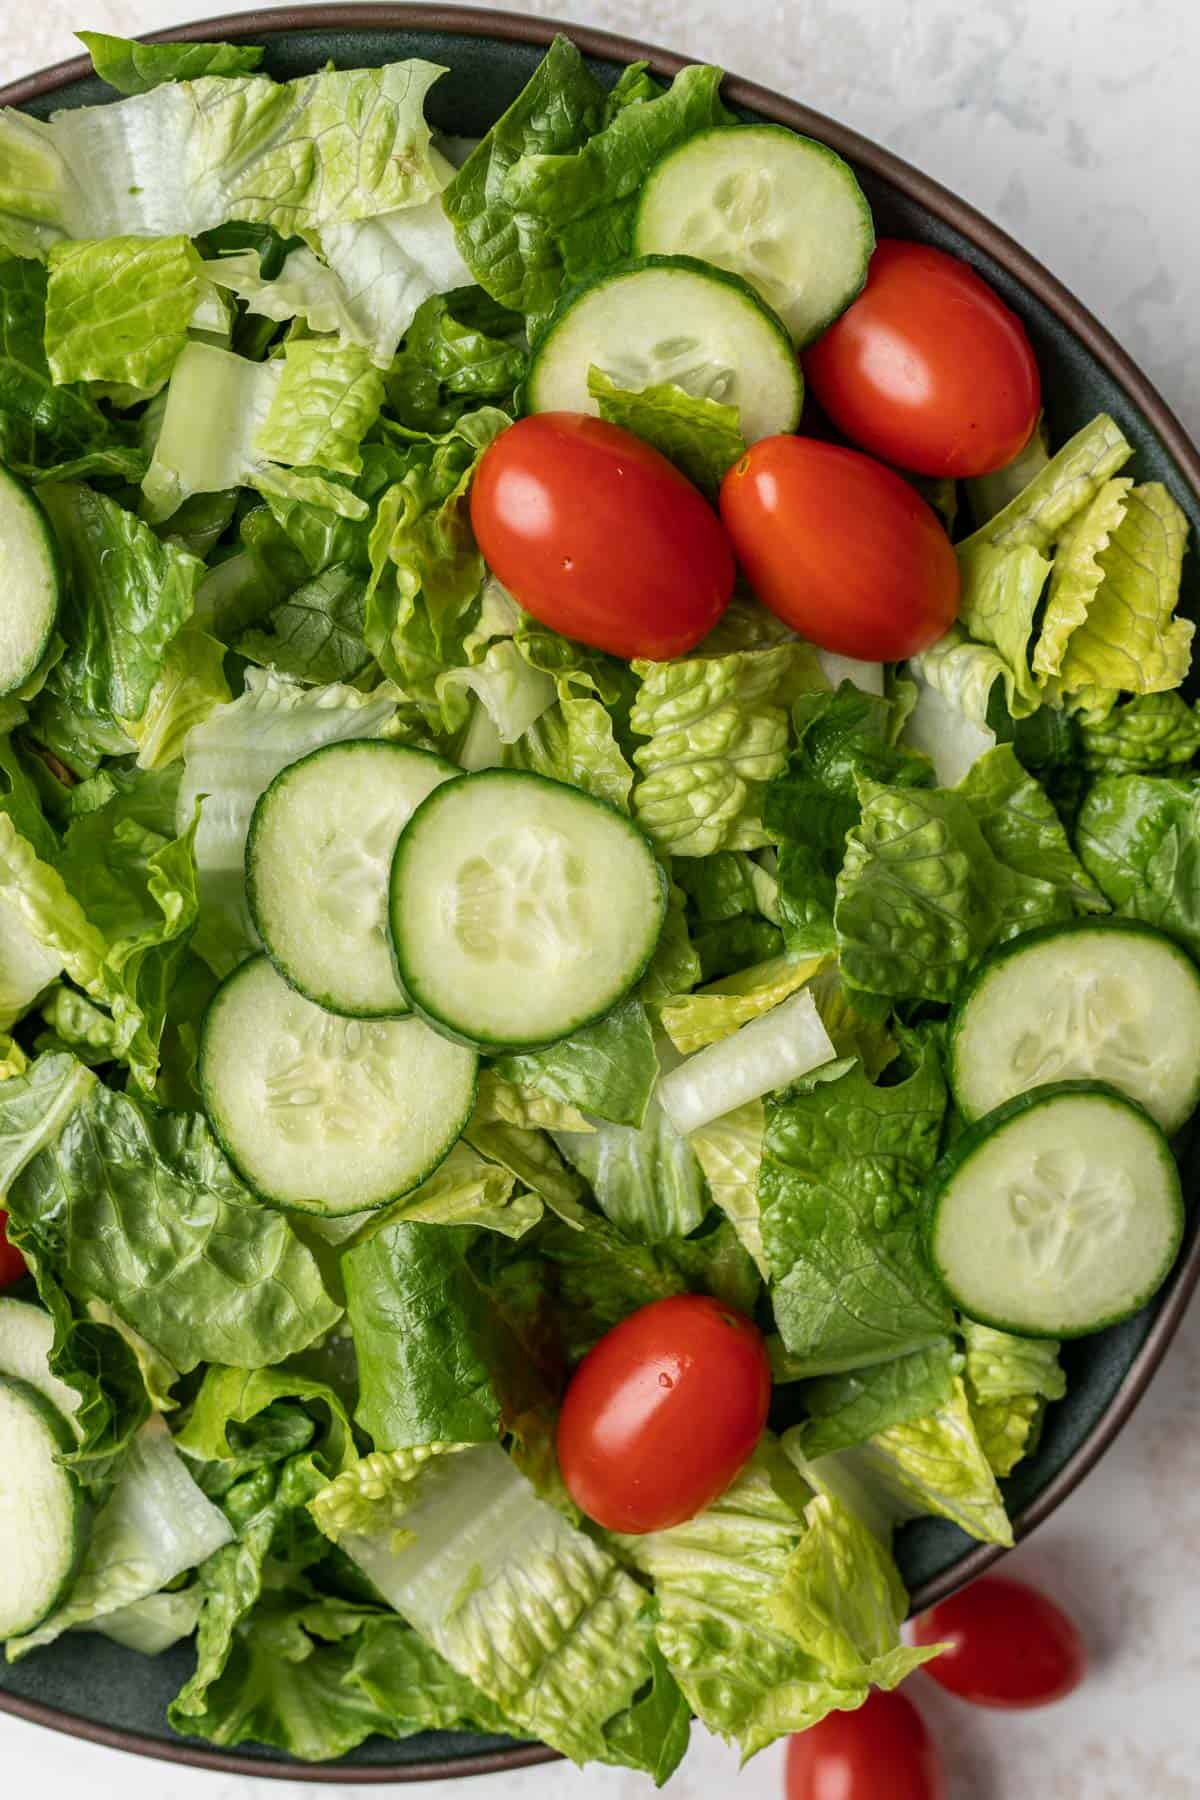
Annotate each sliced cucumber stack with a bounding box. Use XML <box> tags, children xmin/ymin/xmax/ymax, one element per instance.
<box><xmin>0</xmin><ymin>465</ymin><xmax>61</xmax><ymax>698</ymax></box>
<box><xmin>633</xmin><ymin>125</ymin><xmax>874</xmax><ymax>346</ymax></box>
<box><xmin>200</xmin><ymin>955</ymin><xmax>478</xmax><ymax>1215</ymax></box>
<box><xmin>0</xmin><ymin>1377</ymin><xmax>88</xmax><ymax>1639</ymax></box>
<box><xmin>950</xmin><ymin>920</ymin><xmax>1200</xmax><ymax>1135</ymax></box>
<box><xmin>247</xmin><ymin>740</ymin><xmax>457</xmax><ymax>1018</ymax></box>
<box><xmin>525</xmin><ymin>256</ymin><xmax>802</xmax><ymax>443</ymax></box>
<box><xmin>928</xmin><ymin>1082</ymin><xmax>1183</xmax><ymax>1338</ymax></box>
<box><xmin>390</xmin><ymin>769</ymin><xmax>667</xmax><ymax>1051</ymax></box>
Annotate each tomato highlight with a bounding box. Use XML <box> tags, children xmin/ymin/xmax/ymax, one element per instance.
<box><xmin>805</xmin><ymin>238</ymin><xmax>1041</xmax><ymax>477</ymax></box>
<box><xmin>469</xmin><ymin>413</ymin><xmax>735</xmax><ymax>660</ymax></box>
<box><xmin>556</xmin><ymin>1293</ymin><xmax>771</xmax><ymax>1534</ymax></box>
<box><xmin>912</xmin><ymin>1572</ymin><xmax>1086</xmax><ymax>1708</ymax></box>
<box><xmin>719</xmin><ymin>435</ymin><xmax>960</xmax><ymax>660</ymax></box>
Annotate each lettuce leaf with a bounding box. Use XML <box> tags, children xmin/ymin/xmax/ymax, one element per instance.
<box><xmin>903</xmin><ymin>629</ymin><xmax>1002</xmax><ymax>784</ymax></box>
<box><xmin>794</xmin><ymin>1377</ymin><xmax>1013</xmax><ymax>1547</ymax></box>
<box><xmin>315</xmin><ymin>1441</ymin><xmax>686</xmax><ymax>1774</ymax></box>
<box><xmin>588</xmin><ymin>366</ymin><xmax>744</xmax><ymax>496</ymax></box>
<box><xmin>760</xmin><ymin>1037</ymin><xmax>954</xmax><ymax>1372</ymax></box>
<box><xmin>0</xmin><ymin>259</ymin><xmax>123</xmax><ymax>475</ymax></box>
<box><xmin>631</xmin><ymin>644</ymin><xmax>824</xmax><ymax>857</ymax></box>
<box><xmin>956</xmin><ymin>413</ymin><xmax>1133</xmax><ymax>555</ymax></box>
<box><xmin>494</xmin><ymin>997</ymin><xmax>658</xmax><ymax>1129</ymax></box>
<box><xmin>835</xmin><ymin>748</ymin><xmax>1101</xmax><ymax>1003</ymax></box>
<box><xmin>343</xmin><ymin>1220</ymin><xmax>542</xmax><ymax>1450</ymax></box>
<box><xmin>256</xmin><ymin>339</ymin><xmax>386</xmax><ymax>477</ymax></box>
<box><xmin>794</xmin><ymin>1340</ymin><xmax>958</xmax><ymax>1460</ymax></box>
<box><xmin>1078</xmin><ymin>691</ymin><xmax>1200</xmax><ymax>775</ymax></box>
<box><xmin>44</xmin><ymin>235</ymin><xmax>204</xmax><ymax>390</ymax></box>
<box><xmin>554</xmin><ymin>1096</ymin><xmax>708</xmax><ymax>1243</ymax></box>
<box><xmin>387</xmin><ymin>286</ymin><xmax>526</xmax><ymax>432</ymax></box>
<box><xmin>79</xmin><ymin>31</ymin><xmax>265</xmax><ymax>93</ymax></box>
<box><xmin>5</xmin><ymin>1077</ymin><xmax>341</xmax><ymax>1370</ymax></box>
<box><xmin>1076</xmin><ymin>774</ymin><xmax>1200</xmax><ymax>959</ymax></box>
<box><xmin>0</xmin><ymin>59</ymin><xmax>448</xmax><ymax>245</ymax></box>
<box><xmin>315</xmin><ymin>195</ymin><xmax>475</xmax><ymax>365</ymax></box>
<box><xmin>1048</xmin><ymin>483</ymin><xmax>1194</xmax><ymax>697</ymax></box>
<box><xmin>688</xmin><ymin>1099</ymin><xmax>767</xmax><ymax>1275</ymax></box>
<box><xmin>40</xmin><ymin>482</ymin><xmax>201</xmax><ymax>724</ymax></box>
<box><xmin>660</xmin><ymin>952</ymin><xmax>828</xmax><ymax>1053</ymax></box>
<box><xmin>962</xmin><ymin>1320</ymin><xmax>1065</xmax><ymax>1478</ymax></box>
<box><xmin>9</xmin><ymin>1415</ymin><xmax>233</xmax><ymax>1655</ymax></box>
<box><xmin>658</xmin><ymin>987</ymin><xmax>837</xmax><ymax>1137</ymax></box>
<box><xmin>120</xmin><ymin>627</ymin><xmax>231</xmax><ymax>769</ymax></box>
<box><xmin>1032</xmin><ymin>476</ymin><xmax>1131</xmax><ymax>682</ymax></box>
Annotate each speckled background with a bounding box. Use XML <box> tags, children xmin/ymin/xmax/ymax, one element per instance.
<box><xmin>2</xmin><ymin>3</ymin><xmax>1199</xmax><ymax>1795</ymax></box>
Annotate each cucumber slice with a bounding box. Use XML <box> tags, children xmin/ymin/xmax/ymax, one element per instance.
<box><xmin>633</xmin><ymin>125</ymin><xmax>874</xmax><ymax>346</ymax></box>
<box><xmin>950</xmin><ymin>921</ymin><xmax>1200</xmax><ymax>1135</ymax></box>
<box><xmin>247</xmin><ymin>740</ymin><xmax>457</xmax><ymax>1019</ymax></box>
<box><xmin>200</xmin><ymin>955</ymin><xmax>477</xmax><ymax>1215</ymax></box>
<box><xmin>0</xmin><ymin>1298</ymin><xmax>82</xmax><ymax>1430</ymax></box>
<box><xmin>928</xmin><ymin>1082</ymin><xmax>1183</xmax><ymax>1338</ymax></box>
<box><xmin>390</xmin><ymin>769</ymin><xmax>667</xmax><ymax>1051</ymax></box>
<box><xmin>525</xmin><ymin>256</ymin><xmax>802</xmax><ymax>443</ymax></box>
<box><xmin>0</xmin><ymin>465</ymin><xmax>61</xmax><ymax>698</ymax></box>
<box><xmin>0</xmin><ymin>1376</ymin><xmax>87</xmax><ymax>1639</ymax></box>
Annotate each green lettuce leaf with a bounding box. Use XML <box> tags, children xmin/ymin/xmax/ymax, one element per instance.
<box><xmin>177</xmin><ymin>669</ymin><xmax>397</xmax><ymax>973</ymax></box>
<box><xmin>835</xmin><ymin>747</ymin><xmax>1101</xmax><ymax>1003</ymax></box>
<box><xmin>343</xmin><ymin>1220</ymin><xmax>542</xmax><ymax>1450</ymax></box>
<box><xmin>461</xmin><ymin>1120</ymin><xmax>586</xmax><ymax>1226</ymax></box>
<box><xmin>760</xmin><ymin>1037</ymin><xmax>954</xmax><ymax>1372</ymax></box>
<box><xmin>903</xmin><ymin>628</ymin><xmax>1003</xmax><ymax>784</ymax></box>
<box><xmin>376</xmin><ymin>1137</ymin><xmax>543</xmax><ymax>1238</ymax></box>
<box><xmin>631</xmin><ymin>644</ymin><xmax>824</xmax><ymax>857</ymax></box>
<box><xmin>795</xmin><ymin>1341</ymin><xmax>958</xmax><ymax>1460</ymax></box>
<box><xmin>588</xmin><ymin>366</ymin><xmax>744</xmax><ymax>496</ymax></box>
<box><xmin>794</xmin><ymin>1377</ymin><xmax>1013</xmax><ymax>1547</ymax></box>
<box><xmin>236</xmin><ymin>566</ymin><xmax>371</xmax><ymax>686</ymax></box>
<box><xmin>142</xmin><ymin>343</ymin><xmax>379</xmax><ymax>524</ymax></box>
<box><xmin>312</xmin><ymin>193</ymin><xmax>475</xmax><ymax>366</ymax></box>
<box><xmin>1078</xmin><ymin>691</ymin><xmax>1200</xmax><ymax>776</ymax></box>
<box><xmin>1076</xmin><ymin>774</ymin><xmax>1200</xmax><ymax>960</ymax></box>
<box><xmin>364</xmin><ymin>408</ymin><xmax>510</xmax><ymax>724</ymax></box>
<box><xmin>345</xmin><ymin>1613</ymin><xmax>523</xmax><ymax>1740</ymax></box>
<box><xmin>494</xmin><ymin>997</ymin><xmax>658</xmax><ymax>1129</ymax></box>
<box><xmin>965</xmin><ymin>418</ymin><xmax>1049</xmax><ymax>527</ymax></box>
<box><xmin>553</xmin><ymin>1096</ymin><xmax>709</xmax><ymax>1243</ymax></box>
<box><xmin>315</xmin><ymin>1441</ymin><xmax>686</xmax><ymax>1773</ymax></box>
<box><xmin>40</xmin><ymin>482</ymin><xmax>201</xmax><ymax>724</ymax></box>
<box><xmin>1048</xmin><ymin>483</ymin><xmax>1194</xmax><ymax>697</ymax></box>
<box><xmin>0</xmin><ymin>259</ymin><xmax>123</xmax><ymax>475</ymax></box>
<box><xmin>120</xmin><ymin>627</ymin><xmax>231</xmax><ymax>769</ymax></box>
<box><xmin>0</xmin><ymin>59</ymin><xmax>448</xmax><ymax>245</ymax></box>
<box><xmin>387</xmin><ymin>286</ymin><xmax>526</xmax><ymax>432</ymax></box>
<box><xmin>92</xmin><ymin>1586</ymin><xmax>205</xmax><ymax>1654</ymax></box>
<box><xmin>255</xmin><ymin>338</ymin><xmax>386</xmax><ymax>476</ymax></box>
<box><xmin>1032</xmin><ymin>476</ymin><xmax>1131</xmax><ymax>682</ymax></box>
<box><xmin>688</xmin><ymin>1099</ymin><xmax>767</xmax><ymax>1275</ymax></box>
<box><xmin>5</xmin><ymin>1078</ymin><xmax>341</xmax><ymax>1371</ymax></box>
<box><xmin>957</xmin><ymin>413</ymin><xmax>1133</xmax><ymax>556</ymax></box>
<box><xmin>44</xmin><ymin>236</ymin><xmax>204</xmax><ymax>390</ymax></box>
<box><xmin>79</xmin><ymin>30</ymin><xmax>265</xmax><ymax>93</ymax></box>
<box><xmin>962</xmin><ymin>1320</ymin><xmax>1065</xmax><ymax>1478</ymax></box>
<box><xmin>660</xmin><ymin>952</ymin><xmax>828</xmax><ymax>1053</ymax></box>
<box><xmin>471</xmin><ymin>1069</ymin><xmax>594</xmax><ymax>1134</ymax></box>
<box><xmin>9</xmin><ymin>1415</ymin><xmax>233</xmax><ymax>1655</ymax></box>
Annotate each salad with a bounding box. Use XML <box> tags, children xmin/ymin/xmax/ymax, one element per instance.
<box><xmin>0</xmin><ymin>25</ymin><xmax>1195</xmax><ymax>1779</ymax></box>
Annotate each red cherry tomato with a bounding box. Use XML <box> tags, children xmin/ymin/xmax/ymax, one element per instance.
<box><xmin>719</xmin><ymin>436</ymin><xmax>959</xmax><ymax>660</ymax></box>
<box><xmin>785</xmin><ymin>1690</ymin><xmax>946</xmax><ymax>1800</ymax></box>
<box><xmin>469</xmin><ymin>413</ymin><xmax>734</xmax><ymax>659</ymax></box>
<box><xmin>0</xmin><ymin>1211</ymin><xmax>26</xmax><ymax>1287</ymax></box>
<box><xmin>912</xmin><ymin>1573</ymin><xmax>1086</xmax><ymax>1708</ymax></box>
<box><xmin>556</xmin><ymin>1294</ymin><xmax>771</xmax><ymax>1534</ymax></box>
<box><xmin>805</xmin><ymin>238</ymin><xmax>1041</xmax><ymax>477</ymax></box>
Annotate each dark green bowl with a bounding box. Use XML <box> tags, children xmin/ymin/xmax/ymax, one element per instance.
<box><xmin>3</xmin><ymin>6</ymin><xmax>1198</xmax><ymax>1783</ymax></box>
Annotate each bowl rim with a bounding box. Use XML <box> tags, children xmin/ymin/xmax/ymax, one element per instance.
<box><xmin>3</xmin><ymin>3</ymin><xmax>1199</xmax><ymax>1784</ymax></box>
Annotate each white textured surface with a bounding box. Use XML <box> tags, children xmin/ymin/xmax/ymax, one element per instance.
<box><xmin>2</xmin><ymin>3</ymin><xmax>1200</xmax><ymax>1795</ymax></box>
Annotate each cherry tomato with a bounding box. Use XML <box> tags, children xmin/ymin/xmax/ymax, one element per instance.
<box><xmin>0</xmin><ymin>1211</ymin><xmax>26</xmax><ymax>1287</ymax></box>
<box><xmin>470</xmin><ymin>413</ymin><xmax>734</xmax><ymax>659</ymax></box>
<box><xmin>556</xmin><ymin>1294</ymin><xmax>771</xmax><ymax>1533</ymax></box>
<box><xmin>805</xmin><ymin>238</ymin><xmax>1041</xmax><ymax>477</ymax></box>
<box><xmin>912</xmin><ymin>1572</ymin><xmax>1086</xmax><ymax>1708</ymax></box>
<box><xmin>785</xmin><ymin>1690</ymin><xmax>946</xmax><ymax>1800</ymax></box>
<box><xmin>719</xmin><ymin>436</ymin><xmax>959</xmax><ymax>659</ymax></box>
